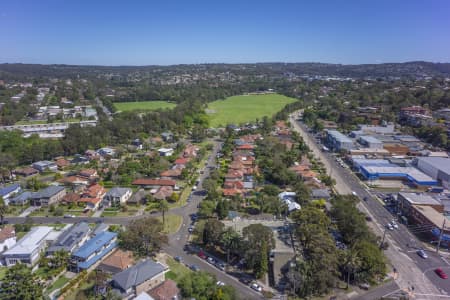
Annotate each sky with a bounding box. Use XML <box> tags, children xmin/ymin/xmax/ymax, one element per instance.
<box><xmin>1</xmin><ymin>0</ymin><xmax>450</xmax><ymax>65</ymax></box>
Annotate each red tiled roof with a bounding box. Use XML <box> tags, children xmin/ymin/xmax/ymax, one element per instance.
<box><xmin>148</xmin><ymin>279</ymin><xmax>180</xmax><ymax>300</ymax></box>
<box><xmin>160</xmin><ymin>169</ymin><xmax>182</xmax><ymax>178</ymax></box>
<box><xmin>100</xmin><ymin>249</ymin><xmax>134</xmax><ymax>271</ymax></box>
<box><xmin>132</xmin><ymin>179</ymin><xmax>176</xmax><ymax>186</ymax></box>
<box><xmin>78</xmin><ymin>197</ymin><xmax>102</xmax><ymax>205</ymax></box>
<box><xmin>237</xmin><ymin>144</ymin><xmax>254</xmax><ymax>150</ymax></box>
<box><xmin>58</xmin><ymin>176</ymin><xmax>89</xmax><ymax>185</ymax></box>
<box><xmin>55</xmin><ymin>158</ymin><xmax>70</xmax><ymax>168</ymax></box>
<box><xmin>14</xmin><ymin>167</ymin><xmax>39</xmax><ymax>176</ymax></box>
<box><xmin>154</xmin><ymin>186</ymin><xmax>174</xmax><ymax>200</ymax></box>
<box><xmin>175</xmin><ymin>158</ymin><xmax>190</xmax><ymax>165</ymax></box>
<box><xmin>0</xmin><ymin>226</ymin><xmax>15</xmax><ymax>243</ymax></box>
<box><xmin>223</xmin><ymin>188</ymin><xmax>243</xmax><ymax>196</ymax></box>
<box><xmin>79</xmin><ymin>169</ymin><xmax>97</xmax><ymax>178</ymax></box>
<box><xmin>62</xmin><ymin>192</ymin><xmax>81</xmax><ymax>203</ymax></box>
<box><xmin>82</xmin><ymin>184</ymin><xmax>105</xmax><ymax>198</ymax></box>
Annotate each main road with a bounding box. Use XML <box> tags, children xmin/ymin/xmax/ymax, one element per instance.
<box><xmin>290</xmin><ymin>112</ymin><xmax>450</xmax><ymax>299</ymax></box>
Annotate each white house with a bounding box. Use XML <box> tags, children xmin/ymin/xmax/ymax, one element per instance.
<box><xmin>278</xmin><ymin>191</ymin><xmax>301</xmax><ymax>212</ymax></box>
<box><xmin>158</xmin><ymin>148</ymin><xmax>174</xmax><ymax>157</ymax></box>
<box><xmin>103</xmin><ymin>187</ymin><xmax>133</xmax><ymax>206</ymax></box>
<box><xmin>0</xmin><ymin>226</ymin><xmax>16</xmax><ymax>254</ymax></box>
<box><xmin>2</xmin><ymin>226</ymin><xmax>54</xmax><ymax>266</ymax></box>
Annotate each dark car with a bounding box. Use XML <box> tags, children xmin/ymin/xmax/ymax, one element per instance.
<box><xmin>174</xmin><ymin>256</ymin><xmax>183</xmax><ymax>263</ymax></box>
<box><xmin>239</xmin><ymin>277</ymin><xmax>252</xmax><ymax>285</ymax></box>
<box><xmin>190</xmin><ymin>264</ymin><xmax>200</xmax><ymax>272</ymax></box>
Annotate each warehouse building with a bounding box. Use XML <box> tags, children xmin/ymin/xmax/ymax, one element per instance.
<box><xmin>358</xmin><ymin>136</ymin><xmax>383</xmax><ymax>149</ymax></box>
<box><xmin>352</xmin><ymin>158</ymin><xmax>438</xmax><ymax>186</ymax></box>
<box><xmin>325</xmin><ymin>130</ymin><xmax>354</xmax><ymax>152</ymax></box>
<box><xmin>416</xmin><ymin>157</ymin><xmax>450</xmax><ymax>189</ymax></box>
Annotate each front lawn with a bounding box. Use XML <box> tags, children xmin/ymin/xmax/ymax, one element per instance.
<box><xmin>46</xmin><ymin>275</ymin><xmax>70</xmax><ymax>294</ymax></box>
<box><xmin>157</xmin><ymin>214</ymin><xmax>183</xmax><ymax>234</ymax></box>
<box><xmin>164</xmin><ymin>256</ymin><xmax>192</xmax><ymax>283</ymax></box>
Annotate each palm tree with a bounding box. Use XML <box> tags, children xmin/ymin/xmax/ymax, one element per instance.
<box><xmin>342</xmin><ymin>248</ymin><xmax>361</xmax><ymax>289</ymax></box>
<box><xmin>158</xmin><ymin>199</ymin><xmax>169</xmax><ymax>225</ymax></box>
<box><xmin>220</xmin><ymin>228</ymin><xmax>241</xmax><ymax>264</ymax></box>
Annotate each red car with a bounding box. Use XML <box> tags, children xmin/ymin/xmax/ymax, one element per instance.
<box><xmin>198</xmin><ymin>251</ymin><xmax>207</xmax><ymax>259</ymax></box>
<box><xmin>435</xmin><ymin>268</ymin><xmax>448</xmax><ymax>279</ymax></box>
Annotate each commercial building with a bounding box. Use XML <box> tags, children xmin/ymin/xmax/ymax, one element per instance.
<box><xmin>46</xmin><ymin>222</ymin><xmax>91</xmax><ymax>256</ymax></box>
<box><xmin>352</xmin><ymin>158</ymin><xmax>438</xmax><ymax>186</ymax></box>
<box><xmin>398</xmin><ymin>192</ymin><xmax>444</xmax><ymax>217</ymax></box>
<box><xmin>416</xmin><ymin>157</ymin><xmax>450</xmax><ymax>189</ymax></box>
<box><xmin>111</xmin><ymin>259</ymin><xmax>168</xmax><ymax>297</ymax></box>
<box><xmin>2</xmin><ymin>226</ymin><xmax>54</xmax><ymax>266</ymax></box>
<box><xmin>325</xmin><ymin>130</ymin><xmax>354</xmax><ymax>152</ymax></box>
<box><xmin>30</xmin><ymin>186</ymin><xmax>66</xmax><ymax>206</ymax></box>
<box><xmin>358</xmin><ymin>136</ymin><xmax>383</xmax><ymax>149</ymax></box>
<box><xmin>70</xmin><ymin>231</ymin><xmax>117</xmax><ymax>272</ymax></box>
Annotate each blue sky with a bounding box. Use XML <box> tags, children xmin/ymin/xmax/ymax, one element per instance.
<box><xmin>1</xmin><ymin>0</ymin><xmax>450</xmax><ymax>65</ymax></box>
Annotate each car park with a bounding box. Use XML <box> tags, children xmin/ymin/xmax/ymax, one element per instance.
<box><xmin>435</xmin><ymin>268</ymin><xmax>448</xmax><ymax>279</ymax></box>
<box><xmin>416</xmin><ymin>249</ymin><xmax>428</xmax><ymax>259</ymax></box>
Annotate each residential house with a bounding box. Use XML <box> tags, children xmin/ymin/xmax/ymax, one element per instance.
<box><xmin>58</xmin><ymin>176</ymin><xmax>90</xmax><ymax>191</ymax></box>
<box><xmin>62</xmin><ymin>192</ymin><xmax>82</xmax><ymax>205</ymax></box>
<box><xmin>30</xmin><ymin>186</ymin><xmax>66</xmax><ymax>206</ymax></box>
<box><xmin>278</xmin><ymin>191</ymin><xmax>301</xmax><ymax>212</ymax></box>
<box><xmin>134</xmin><ymin>292</ymin><xmax>154</xmax><ymax>300</ymax></box>
<box><xmin>158</xmin><ymin>148</ymin><xmax>174</xmax><ymax>157</ymax></box>
<box><xmin>182</xmin><ymin>144</ymin><xmax>199</xmax><ymax>158</ymax></box>
<box><xmin>71</xmin><ymin>155</ymin><xmax>90</xmax><ymax>165</ymax></box>
<box><xmin>97</xmin><ymin>147</ymin><xmax>115</xmax><ymax>157</ymax></box>
<box><xmin>131</xmin><ymin>138</ymin><xmax>144</xmax><ymax>150</ymax></box>
<box><xmin>8</xmin><ymin>191</ymin><xmax>32</xmax><ymax>206</ymax></box>
<box><xmin>225</xmin><ymin>170</ymin><xmax>244</xmax><ymax>182</ymax></box>
<box><xmin>153</xmin><ymin>186</ymin><xmax>174</xmax><ymax>201</ymax></box>
<box><xmin>111</xmin><ymin>259</ymin><xmax>168</xmax><ymax>297</ymax></box>
<box><xmin>55</xmin><ymin>158</ymin><xmax>71</xmax><ymax>170</ymax></box>
<box><xmin>223</xmin><ymin>188</ymin><xmax>243</xmax><ymax>197</ymax></box>
<box><xmin>70</xmin><ymin>231</ymin><xmax>118</xmax><ymax>272</ymax></box>
<box><xmin>79</xmin><ymin>169</ymin><xmax>98</xmax><ymax>180</ymax></box>
<box><xmin>13</xmin><ymin>167</ymin><xmax>39</xmax><ymax>177</ymax></box>
<box><xmin>148</xmin><ymin>279</ymin><xmax>180</xmax><ymax>300</ymax></box>
<box><xmin>103</xmin><ymin>187</ymin><xmax>133</xmax><ymax>207</ymax></box>
<box><xmin>160</xmin><ymin>169</ymin><xmax>182</xmax><ymax>179</ymax></box>
<box><xmin>174</xmin><ymin>158</ymin><xmax>189</xmax><ymax>167</ymax></box>
<box><xmin>2</xmin><ymin>226</ymin><xmax>54</xmax><ymax>266</ymax></box>
<box><xmin>0</xmin><ymin>184</ymin><xmax>22</xmax><ymax>203</ymax></box>
<box><xmin>0</xmin><ymin>226</ymin><xmax>16</xmax><ymax>253</ymax></box>
<box><xmin>161</xmin><ymin>132</ymin><xmax>173</xmax><ymax>142</ymax></box>
<box><xmin>79</xmin><ymin>184</ymin><xmax>106</xmax><ymax>211</ymax></box>
<box><xmin>97</xmin><ymin>249</ymin><xmax>135</xmax><ymax>274</ymax></box>
<box><xmin>46</xmin><ymin>222</ymin><xmax>91</xmax><ymax>256</ymax></box>
<box><xmin>31</xmin><ymin>160</ymin><xmax>58</xmax><ymax>173</ymax></box>
<box><xmin>311</xmin><ymin>188</ymin><xmax>331</xmax><ymax>200</ymax></box>
<box><xmin>132</xmin><ymin>179</ymin><xmax>176</xmax><ymax>189</ymax></box>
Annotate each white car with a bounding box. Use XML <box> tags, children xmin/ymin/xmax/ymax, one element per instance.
<box><xmin>216</xmin><ymin>281</ymin><xmax>225</xmax><ymax>286</ymax></box>
<box><xmin>386</xmin><ymin>223</ymin><xmax>394</xmax><ymax>231</ymax></box>
<box><xmin>251</xmin><ymin>283</ymin><xmax>263</xmax><ymax>292</ymax></box>
<box><xmin>391</xmin><ymin>221</ymin><xmax>398</xmax><ymax>229</ymax></box>
<box><xmin>352</xmin><ymin>191</ymin><xmax>358</xmax><ymax>197</ymax></box>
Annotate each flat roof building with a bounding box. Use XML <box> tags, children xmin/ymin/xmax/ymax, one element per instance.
<box><xmin>352</xmin><ymin>158</ymin><xmax>438</xmax><ymax>186</ymax></box>
<box><xmin>325</xmin><ymin>130</ymin><xmax>354</xmax><ymax>152</ymax></box>
<box><xmin>2</xmin><ymin>226</ymin><xmax>54</xmax><ymax>266</ymax></box>
<box><xmin>416</xmin><ymin>157</ymin><xmax>450</xmax><ymax>189</ymax></box>
<box><xmin>358</xmin><ymin>136</ymin><xmax>383</xmax><ymax>149</ymax></box>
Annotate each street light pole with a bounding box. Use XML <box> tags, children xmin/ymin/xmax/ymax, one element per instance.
<box><xmin>436</xmin><ymin>218</ymin><xmax>446</xmax><ymax>254</ymax></box>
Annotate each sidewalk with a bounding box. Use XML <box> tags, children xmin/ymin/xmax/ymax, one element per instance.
<box><xmin>18</xmin><ymin>206</ymin><xmax>38</xmax><ymax>217</ymax></box>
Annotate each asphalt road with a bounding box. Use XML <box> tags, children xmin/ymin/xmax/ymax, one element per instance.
<box><xmin>163</xmin><ymin>140</ymin><xmax>265</xmax><ymax>300</ymax></box>
<box><xmin>290</xmin><ymin>113</ymin><xmax>449</xmax><ymax>298</ymax></box>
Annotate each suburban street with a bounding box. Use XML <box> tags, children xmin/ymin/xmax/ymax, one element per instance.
<box><xmin>290</xmin><ymin>112</ymin><xmax>450</xmax><ymax>299</ymax></box>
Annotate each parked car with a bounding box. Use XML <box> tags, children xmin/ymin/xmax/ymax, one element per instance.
<box><xmin>239</xmin><ymin>277</ymin><xmax>252</xmax><ymax>285</ymax></box>
<box><xmin>216</xmin><ymin>281</ymin><xmax>225</xmax><ymax>286</ymax></box>
<box><xmin>391</xmin><ymin>222</ymin><xmax>398</xmax><ymax>229</ymax></box>
<box><xmin>174</xmin><ymin>256</ymin><xmax>183</xmax><ymax>263</ymax></box>
<box><xmin>190</xmin><ymin>264</ymin><xmax>200</xmax><ymax>272</ymax></box>
<box><xmin>435</xmin><ymin>268</ymin><xmax>448</xmax><ymax>279</ymax></box>
<box><xmin>198</xmin><ymin>251</ymin><xmax>207</xmax><ymax>259</ymax></box>
<box><xmin>386</xmin><ymin>223</ymin><xmax>394</xmax><ymax>231</ymax></box>
<box><xmin>359</xmin><ymin>283</ymin><xmax>370</xmax><ymax>290</ymax></box>
<box><xmin>207</xmin><ymin>257</ymin><xmax>215</xmax><ymax>264</ymax></box>
<box><xmin>416</xmin><ymin>249</ymin><xmax>428</xmax><ymax>259</ymax></box>
<box><xmin>188</xmin><ymin>226</ymin><xmax>194</xmax><ymax>233</ymax></box>
<box><xmin>215</xmin><ymin>262</ymin><xmax>226</xmax><ymax>271</ymax></box>
<box><xmin>251</xmin><ymin>283</ymin><xmax>263</xmax><ymax>292</ymax></box>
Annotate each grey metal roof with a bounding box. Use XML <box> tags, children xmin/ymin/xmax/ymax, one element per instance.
<box><xmin>31</xmin><ymin>186</ymin><xmax>65</xmax><ymax>199</ymax></box>
<box><xmin>105</xmin><ymin>187</ymin><xmax>131</xmax><ymax>198</ymax></box>
<box><xmin>113</xmin><ymin>259</ymin><xmax>167</xmax><ymax>291</ymax></box>
<box><xmin>47</xmin><ymin>222</ymin><xmax>90</xmax><ymax>254</ymax></box>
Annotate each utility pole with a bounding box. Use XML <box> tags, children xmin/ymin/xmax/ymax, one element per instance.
<box><xmin>436</xmin><ymin>218</ymin><xmax>446</xmax><ymax>254</ymax></box>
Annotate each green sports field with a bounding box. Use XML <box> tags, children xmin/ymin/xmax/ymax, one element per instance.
<box><xmin>114</xmin><ymin>101</ymin><xmax>176</xmax><ymax>112</ymax></box>
<box><xmin>207</xmin><ymin>93</ymin><xmax>297</xmax><ymax>127</ymax></box>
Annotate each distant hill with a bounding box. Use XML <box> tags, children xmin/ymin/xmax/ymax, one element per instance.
<box><xmin>1</xmin><ymin>61</ymin><xmax>449</xmax><ymax>80</ymax></box>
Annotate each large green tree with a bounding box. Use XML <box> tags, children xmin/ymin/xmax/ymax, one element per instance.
<box><xmin>0</xmin><ymin>263</ymin><xmax>43</xmax><ymax>300</ymax></box>
<box><xmin>119</xmin><ymin>217</ymin><xmax>167</xmax><ymax>257</ymax></box>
